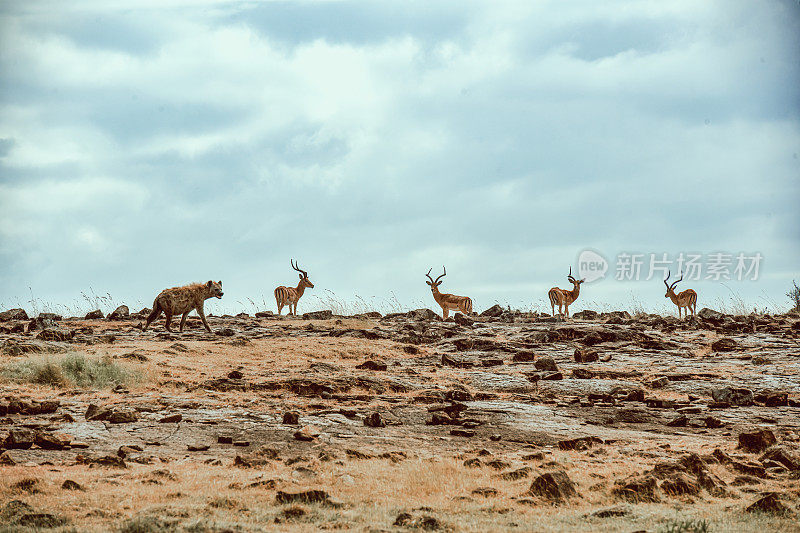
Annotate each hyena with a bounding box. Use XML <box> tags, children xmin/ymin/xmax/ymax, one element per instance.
<box><xmin>143</xmin><ymin>280</ymin><xmax>223</xmax><ymax>333</ymax></box>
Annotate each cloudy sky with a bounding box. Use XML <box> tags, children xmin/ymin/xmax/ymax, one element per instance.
<box><xmin>1</xmin><ymin>0</ymin><xmax>798</xmax><ymax>317</ymax></box>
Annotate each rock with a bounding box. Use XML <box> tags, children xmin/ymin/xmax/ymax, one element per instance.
<box><xmin>363</xmin><ymin>412</ymin><xmax>385</xmax><ymax>428</ymax></box>
<box><xmin>159</xmin><ymin>414</ymin><xmax>182</xmax><ymax>423</ymax></box>
<box><xmin>666</xmin><ymin>415</ymin><xmax>688</xmax><ymax>427</ymax></box>
<box><xmin>84</xmin><ymin>309</ymin><xmax>104</xmax><ymax>320</ymax></box>
<box><xmin>2</xmin><ymin>429</ymin><xmax>36</xmax><ymax>449</ymax></box>
<box><xmin>441</xmin><ymin>354</ymin><xmax>474</xmax><ymax>368</ymax></box>
<box><xmin>745</xmin><ymin>492</ymin><xmax>791</xmax><ymax>515</ymax></box>
<box><xmin>407</xmin><ymin>308</ymin><xmax>439</xmax><ymax>320</ymax></box>
<box><xmin>472</xmin><ymin>487</ymin><xmax>498</xmax><ymax>497</ymax></box>
<box><xmin>558</xmin><ymin>436</ymin><xmax>603</xmax><ymax>451</ymax></box>
<box><xmin>528</xmin><ymin>471</ymin><xmax>578</xmax><ymax>502</ymax></box>
<box><xmin>216</xmin><ymin>328</ymin><xmax>236</xmax><ymax>337</ymax></box>
<box><xmin>480</xmin><ymin>304</ymin><xmax>504</xmax><ymax>318</ymax></box>
<box><xmin>293</xmin><ymin>426</ymin><xmax>318</xmax><ymax>441</ymax></box>
<box><xmin>16</xmin><ymin>513</ymin><xmax>68</xmax><ymax>528</ymax></box>
<box><xmin>573</xmin><ymin>348</ymin><xmax>599</xmax><ymax>363</ymax></box>
<box><xmin>760</xmin><ymin>447</ymin><xmax>800</xmax><ymax>471</ymax></box>
<box><xmin>501</xmin><ymin>467</ymin><xmax>532</xmax><ymax>480</ymax></box>
<box><xmin>760</xmin><ymin>392</ymin><xmax>788</xmax><ymax>407</ymax></box>
<box><xmin>711</xmin><ymin>338</ymin><xmax>738</xmax><ymax>352</ymax></box>
<box><xmin>0</xmin><ymin>308</ymin><xmax>28</xmax><ymax>321</ymax></box>
<box><xmin>276</xmin><ymin>489</ymin><xmax>338</xmax><ymax>507</ymax></box>
<box><xmin>227</xmin><ymin>370</ymin><xmax>243</xmax><ymax>379</ymax></box>
<box><xmin>393</xmin><ymin>512</ymin><xmax>442</xmax><ymax>529</ymax></box>
<box><xmin>572</xmin><ymin>310</ymin><xmax>598</xmax><ymax>320</ymax></box>
<box><xmin>573</xmin><ymin>368</ymin><xmax>594</xmax><ymax>379</ymax></box>
<box><xmin>34</xmin><ymin>432</ymin><xmax>69</xmax><ymax>450</ymax></box>
<box><xmin>738</xmin><ymin>430</ymin><xmax>777</xmax><ymax>453</ymax></box>
<box><xmin>649</xmin><ymin>377</ymin><xmax>669</xmax><ymax>389</ymax></box>
<box><xmin>589</xmin><ymin>506</ymin><xmax>629</xmax><ymax>518</ymax></box>
<box><xmin>660</xmin><ymin>473</ymin><xmax>700</xmax><ymax>496</ymax></box>
<box><xmin>534</xmin><ymin>357</ymin><xmax>559</xmax><ymax>372</ymax></box>
<box><xmin>612</xmin><ymin>475</ymin><xmax>660</xmax><ymax>502</ymax></box>
<box><xmin>75</xmin><ymin>454</ymin><xmax>126</xmax><ymax>468</ymax></box>
<box><xmin>450</xmin><ymin>429</ymin><xmax>475</xmax><ymax>437</ymax></box>
<box><xmin>356</xmin><ymin>360</ymin><xmax>387</xmax><ymax>371</ymax></box>
<box><xmin>255</xmin><ymin>311</ymin><xmax>274</xmax><ymax>318</ymax></box>
<box><xmin>698</xmin><ymin>308</ymin><xmax>724</xmax><ymax>322</ymax></box>
<box><xmin>541</xmin><ymin>372</ymin><xmax>563</xmax><ymax>380</ymax></box>
<box><xmin>107</xmin><ymin>305</ymin><xmax>129</xmax><ymax>320</ymax></box>
<box><xmin>302</xmin><ymin>310</ymin><xmax>333</xmax><ymax>320</ymax></box>
<box><xmin>36</xmin><ymin>328</ymin><xmax>74</xmax><ymax>342</ymax></box>
<box><xmin>61</xmin><ymin>480</ymin><xmax>84</xmax><ymax>491</ymax></box>
<box><xmin>712</xmin><ymin>387</ymin><xmax>754</xmax><ymax>406</ymax></box>
<box><xmin>187</xmin><ymin>443</ymin><xmax>210</xmax><ymax>452</ymax></box>
<box><xmin>0</xmin><ymin>451</ymin><xmax>16</xmax><ymax>465</ymax></box>
<box><xmin>512</xmin><ymin>350</ymin><xmax>536</xmax><ymax>362</ymax></box>
<box><xmin>108</xmin><ymin>410</ymin><xmax>138</xmax><ymax>424</ymax></box>
<box><xmin>453</xmin><ymin>313</ymin><xmax>474</xmax><ymax>326</ymax></box>
<box><xmin>463</xmin><ymin>458</ymin><xmax>482</xmax><ymax>468</ymax></box>
<box><xmin>705</xmin><ymin>416</ymin><xmax>724</xmax><ymax>428</ymax></box>
<box><xmin>11</xmin><ymin>478</ymin><xmax>40</xmax><ymax>493</ymax></box>
<box><xmin>283</xmin><ymin>411</ymin><xmax>300</xmax><ymax>425</ymax></box>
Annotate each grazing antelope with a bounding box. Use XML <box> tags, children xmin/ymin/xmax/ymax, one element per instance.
<box><xmin>425</xmin><ymin>266</ymin><xmax>473</xmax><ymax>319</ymax></box>
<box><xmin>664</xmin><ymin>270</ymin><xmax>697</xmax><ymax>318</ymax></box>
<box><xmin>548</xmin><ymin>267</ymin><xmax>584</xmax><ymax>318</ymax></box>
<box><xmin>274</xmin><ymin>260</ymin><xmax>314</xmax><ymax>315</ymax></box>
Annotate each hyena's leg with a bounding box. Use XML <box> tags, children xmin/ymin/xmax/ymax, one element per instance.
<box><xmin>164</xmin><ymin>313</ymin><xmax>174</xmax><ymax>332</ymax></box>
<box><xmin>197</xmin><ymin>306</ymin><xmax>212</xmax><ymax>332</ymax></box>
<box><xmin>143</xmin><ymin>303</ymin><xmax>162</xmax><ymax>332</ymax></box>
<box><xmin>179</xmin><ymin>312</ymin><xmax>190</xmax><ymax>332</ymax></box>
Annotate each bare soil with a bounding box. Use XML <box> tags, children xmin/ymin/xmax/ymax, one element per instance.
<box><xmin>1</xmin><ymin>308</ymin><xmax>799</xmax><ymax>532</ymax></box>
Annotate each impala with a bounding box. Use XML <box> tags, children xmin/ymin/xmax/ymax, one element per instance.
<box><xmin>548</xmin><ymin>266</ymin><xmax>584</xmax><ymax>318</ymax></box>
<box><xmin>426</xmin><ymin>266</ymin><xmax>473</xmax><ymax>319</ymax></box>
<box><xmin>664</xmin><ymin>270</ymin><xmax>697</xmax><ymax>318</ymax></box>
<box><xmin>274</xmin><ymin>260</ymin><xmax>314</xmax><ymax>315</ymax></box>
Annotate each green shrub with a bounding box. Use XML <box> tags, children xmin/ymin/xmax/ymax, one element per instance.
<box><xmin>659</xmin><ymin>518</ymin><xmax>710</xmax><ymax>533</ymax></box>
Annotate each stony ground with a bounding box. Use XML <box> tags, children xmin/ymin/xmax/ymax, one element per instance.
<box><xmin>1</xmin><ymin>305</ymin><xmax>799</xmax><ymax>532</ymax></box>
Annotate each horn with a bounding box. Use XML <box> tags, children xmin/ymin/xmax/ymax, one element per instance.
<box><xmin>664</xmin><ymin>270</ymin><xmax>671</xmax><ymax>290</ymax></box>
<box><xmin>425</xmin><ymin>268</ymin><xmax>435</xmax><ymax>283</ymax></box>
<box><xmin>434</xmin><ymin>266</ymin><xmax>446</xmax><ymax>284</ymax></box>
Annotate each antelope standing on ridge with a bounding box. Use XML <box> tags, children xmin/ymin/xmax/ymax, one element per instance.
<box><xmin>664</xmin><ymin>270</ymin><xmax>697</xmax><ymax>318</ymax></box>
<box><xmin>274</xmin><ymin>260</ymin><xmax>314</xmax><ymax>315</ymax></box>
<box><xmin>426</xmin><ymin>267</ymin><xmax>473</xmax><ymax>319</ymax></box>
<box><xmin>548</xmin><ymin>267</ymin><xmax>584</xmax><ymax>318</ymax></box>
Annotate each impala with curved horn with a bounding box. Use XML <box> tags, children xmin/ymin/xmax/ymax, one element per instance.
<box><xmin>664</xmin><ymin>270</ymin><xmax>697</xmax><ymax>318</ymax></box>
<box><xmin>548</xmin><ymin>266</ymin><xmax>585</xmax><ymax>318</ymax></box>
<box><xmin>426</xmin><ymin>266</ymin><xmax>473</xmax><ymax>319</ymax></box>
<box><xmin>274</xmin><ymin>259</ymin><xmax>315</xmax><ymax>315</ymax></box>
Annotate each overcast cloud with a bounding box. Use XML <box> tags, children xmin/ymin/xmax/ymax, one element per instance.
<box><xmin>1</xmin><ymin>0</ymin><xmax>798</xmax><ymax>316</ymax></box>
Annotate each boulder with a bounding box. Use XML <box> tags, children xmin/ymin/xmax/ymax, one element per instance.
<box><xmin>573</xmin><ymin>348</ymin><xmax>599</xmax><ymax>363</ymax></box>
<box><xmin>712</xmin><ymin>387</ymin><xmax>754</xmax><ymax>406</ymax></box>
<box><xmin>534</xmin><ymin>357</ymin><xmax>559</xmax><ymax>372</ymax></box>
<box><xmin>0</xmin><ymin>308</ymin><xmax>28</xmax><ymax>321</ymax></box>
<box><xmin>745</xmin><ymin>492</ymin><xmax>791</xmax><ymax>515</ymax></box>
<box><xmin>698</xmin><ymin>308</ymin><xmax>724</xmax><ymax>321</ymax></box>
<box><xmin>528</xmin><ymin>471</ymin><xmax>578</xmax><ymax>502</ymax></box>
<box><xmin>480</xmin><ymin>304</ymin><xmax>504</xmax><ymax>318</ymax></box>
<box><xmin>407</xmin><ymin>309</ymin><xmax>439</xmax><ymax>320</ymax></box>
<box><xmin>84</xmin><ymin>309</ymin><xmax>104</xmax><ymax>320</ymax></box>
<box><xmin>711</xmin><ymin>338</ymin><xmax>738</xmax><ymax>352</ymax></box>
<box><xmin>107</xmin><ymin>305</ymin><xmax>130</xmax><ymax>320</ymax></box>
<box><xmin>612</xmin><ymin>475</ymin><xmax>660</xmax><ymax>502</ymax></box>
<box><xmin>302</xmin><ymin>310</ymin><xmax>333</xmax><ymax>320</ymax></box>
<box><xmin>572</xmin><ymin>310</ymin><xmax>598</xmax><ymax>320</ymax></box>
<box><xmin>738</xmin><ymin>430</ymin><xmax>777</xmax><ymax>453</ymax></box>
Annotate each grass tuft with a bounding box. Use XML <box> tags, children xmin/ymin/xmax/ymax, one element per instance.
<box><xmin>1</xmin><ymin>352</ymin><xmax>141</xmax><ymax>389</ymax></box>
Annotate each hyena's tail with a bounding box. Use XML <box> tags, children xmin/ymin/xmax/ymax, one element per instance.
<box><xmin>143</xmin><ymin>299</ymin><xmax>162</xmax><ymax>331</ymax></box>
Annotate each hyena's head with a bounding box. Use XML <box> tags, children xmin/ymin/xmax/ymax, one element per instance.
<box><xmin>206</xmin><ymin>280</ymin><xmax>224</xmax><ymax>299</ymax></box>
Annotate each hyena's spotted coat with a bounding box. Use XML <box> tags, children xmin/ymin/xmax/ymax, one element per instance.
<box><xmin>143</xmin><ymin>281</ymin><xmax>223</xmax><ymax>333</ymax></box>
